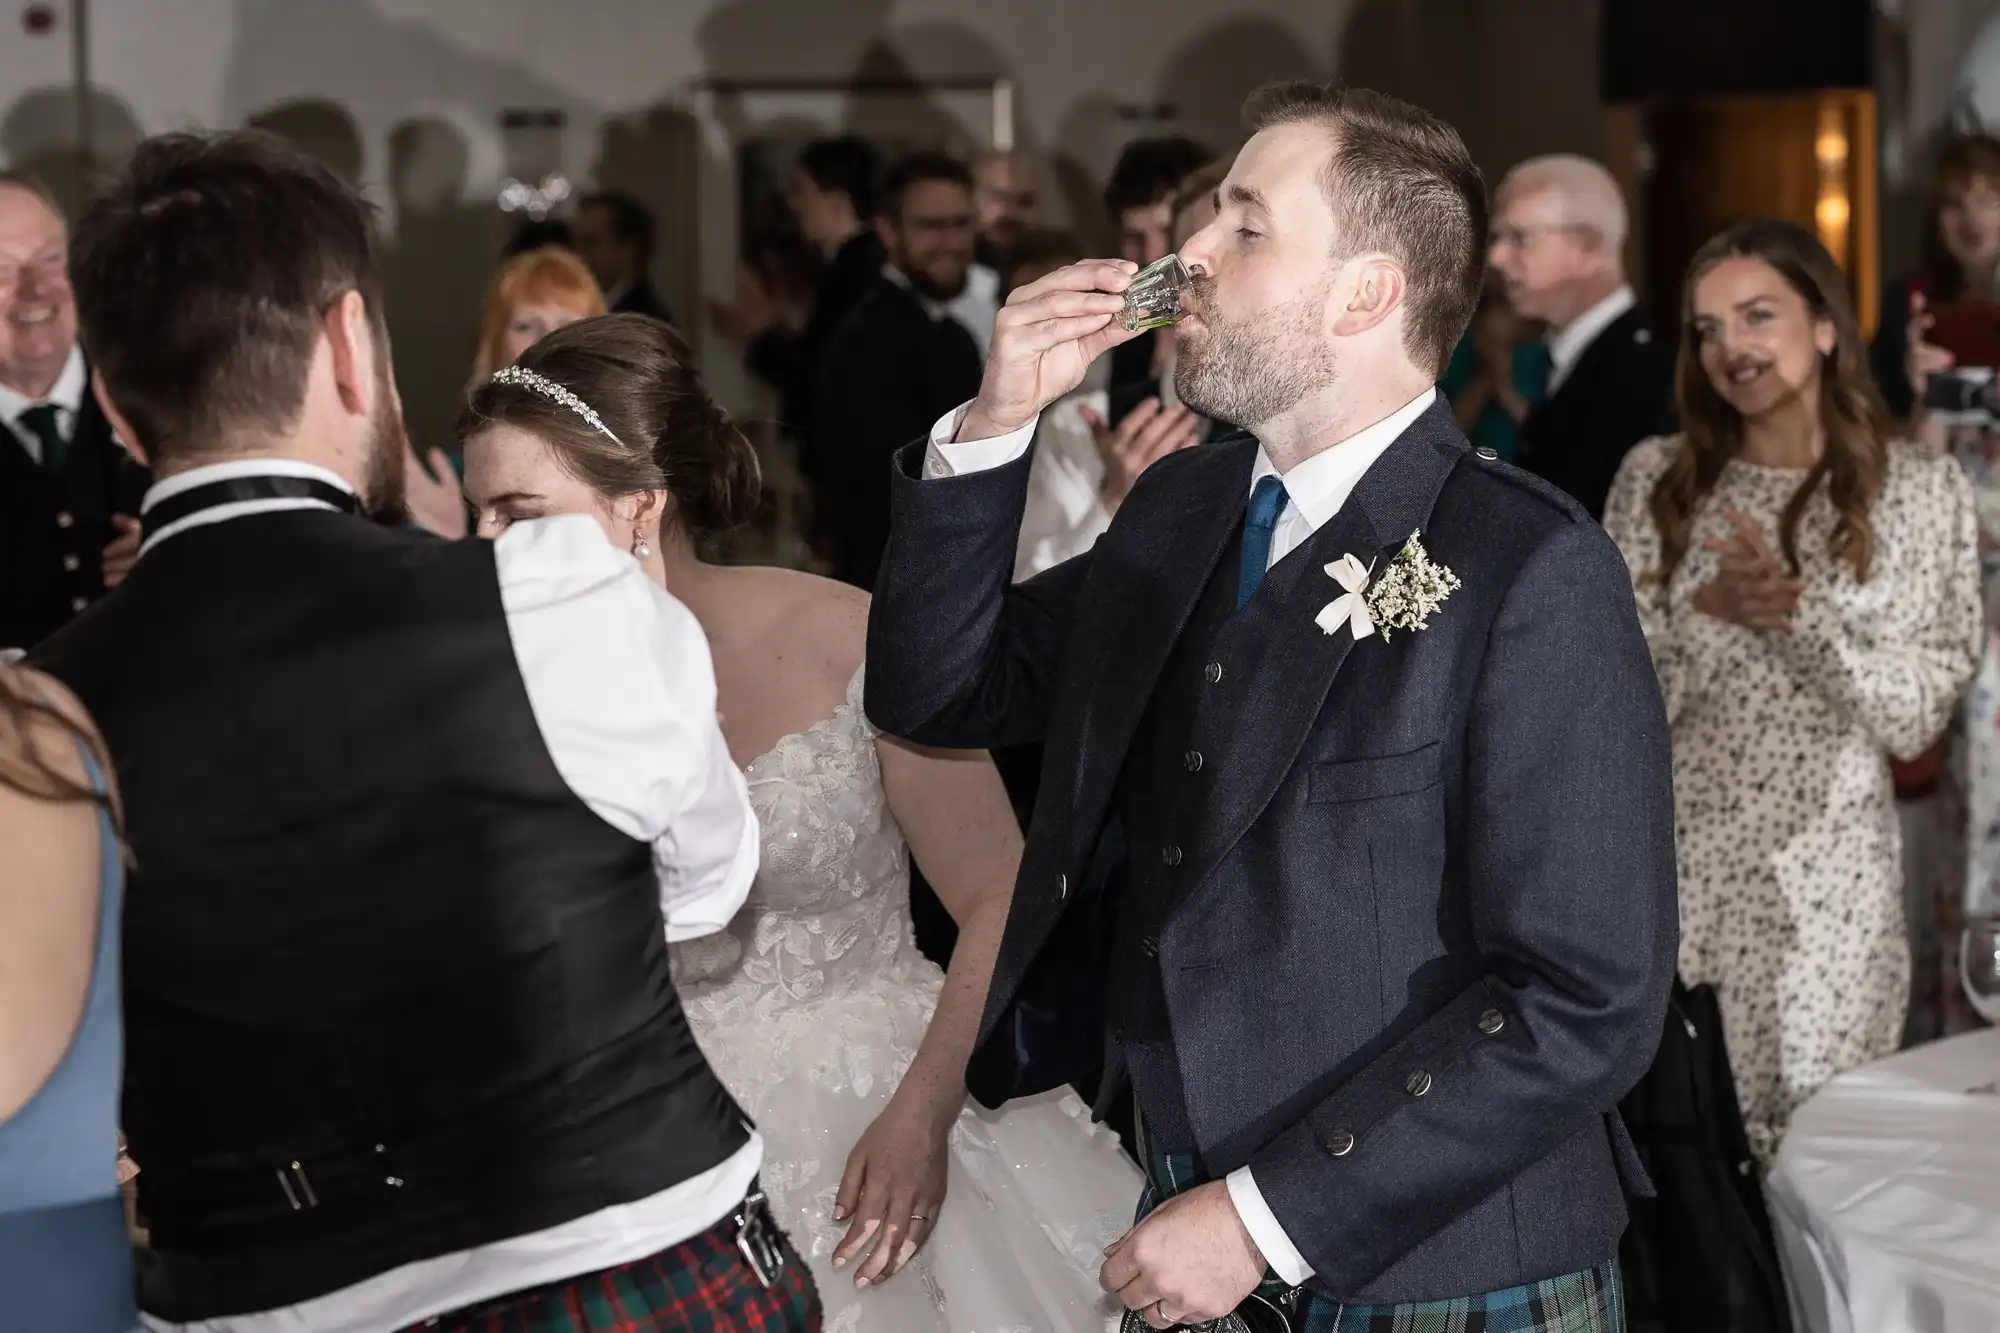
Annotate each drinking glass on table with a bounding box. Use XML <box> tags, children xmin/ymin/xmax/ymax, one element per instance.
<box><xmin>1963</xmin><ymin>915</ymin><xmax>2000</xmax><ymax>1092</ymax></box>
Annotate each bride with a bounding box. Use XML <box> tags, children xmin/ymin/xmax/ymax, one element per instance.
<box><xmin>458</xmin><ymin>313</ymin><xmax>1139</xmax><ymax>1331</ymax></box>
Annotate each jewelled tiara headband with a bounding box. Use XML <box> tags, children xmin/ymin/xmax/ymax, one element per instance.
<box><xmin>490</xmin><ymin>365</ymin><xmax>625</xmax><ymax>448</ymax></box>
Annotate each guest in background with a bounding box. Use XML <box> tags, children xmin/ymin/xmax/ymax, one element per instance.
<box><xmin>0</xmin><ymin>173</ymin><xmax>148</xmax><ymax>651</ymax></box>
<box><xmin>971</xmin><ymin>148</ymin><xmax>1039</xmax><ymax>272</ymax></box>
<box><xmin>1888</xmin><ymin>135</ymin><xmax>2000</xmax><ymax>1039</ymax></box>
<box><xmin>715</xmin><ymin>135</ymin><xmax>886</xmax><ymax>469</ymax></box>
<box><xmin>1493</xmin><ymin>154</ymin><xmax>1674</xmax><ymax>518</ymax></box>
<box><xmin>0</xmin><ymin>662</ymin><xmax>133</xmax><ymax>1333</ymax></box>
<box><xmin>1101</xmin><ymin>135</ymin><xmax>1213</xmax><ymax>397</ymax></box>
<box><xmin>1439</xmin><ymin>281</ymin><xmax>1549</xmax><ymax>463</ymax></box>
<box><xmin>468</xmin><ymin>245</ymin><xmax>606</xmax><ymax>384</ymax></box>
<box><xmin>997</xmin><ymin>227</ymin><xmax>1081</xmax><ymax>300</ymax></box>
<box><xmin>1603</xmin><ymin>218</ymin><xmax>1980</xmax><ymax>1164</ymax></box>
<box><xmin>573</xmin><ymin>189</ymin><xmax>674</xmax><ymax>325</ymax></box>
<box><xmin>1872</xmin><ymin>134</ymin><xmax>2000</xmax><ymax>422</ymax></box>
<box><xmin>814</xmin><ymin>152</ymin><xmax>985</xmax><ymax>591</ymax></box>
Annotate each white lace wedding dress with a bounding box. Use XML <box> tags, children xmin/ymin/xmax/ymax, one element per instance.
<box><xmin>671</xmin><ymin>666</ymin><xmax>1139</xmax><ymax>1332</ymax></box>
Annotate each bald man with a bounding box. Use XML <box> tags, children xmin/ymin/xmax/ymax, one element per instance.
<box><xmin>1489</xmin><ymin>155</ymin><xmax>1674</xmax><ymax>519</ymax></box>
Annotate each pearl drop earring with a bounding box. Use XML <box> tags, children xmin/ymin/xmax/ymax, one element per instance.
<box><xmin>632</xmin><ymin>529</ymin><xmax>652</xmax><ymax>559</ymax></box>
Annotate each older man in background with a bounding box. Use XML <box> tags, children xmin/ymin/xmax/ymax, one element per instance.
<box><xmin>0</xmin><ymin>172</ymin><xmax>148</xmax><ymax>651</ymax></box>
<box><xmin>1490</xmin><ymin>155</ymin><xmax>1673</xmax><ymax>519</ymax></box>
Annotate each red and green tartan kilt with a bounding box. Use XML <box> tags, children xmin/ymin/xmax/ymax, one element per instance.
<box><xmin>399</xmin><ymin>1213</ymin><xmax>820</xmax><ymax>1333</ymax></box>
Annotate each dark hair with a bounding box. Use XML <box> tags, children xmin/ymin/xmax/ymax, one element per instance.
<box><xmin>68</xmin><ymin>130</ymin><xmax>383</xmax><ymax>466</ymax></box>
<box><xmin>797</xmin><ymin>135</ymin><xmax>883</xmax><ymax>220</ymax></box>
<box><xmin>503</xmin><ymin>218</ymin><xmax>574</xmax><ymax>258</ymax></box>
<box><xmin>458</xmin><ymin>312</ymin><xmax>760</xmax><ymax>538</ymax></box>
<box><xmin>1923</xmin><ymin>135</ymin><xmax>2000</xmax><ymax>299</ymax></box>
<box><xmin>0</xmin><ymin>666</ymin><xmax>115</xmax><ymax>829</ymax></box>
<box><xmin>1104</xmin><ymin>136</ymin><xmax>1213</xmax><ymax>219</ymax></box>
<box><xmin>1000</xmin><ymin>227</ymin><xmax>1083</xmax><ymax>295</ymax></box>
<box><xmin>1652</xmin><ymin>217</ymin><xmax>1888</xmax><ymax>584</ymax></box>
<box><xmin>1244</xmin><ymin>82</ymin><xmax>1486</xmax><ymax>377</ymax></box>
<box><xmin>877</xmin><ymin>152</ymin><xmax>973</xmax><ymax>222</ymax></box>
<box><xmin>579</xmin><ymin>190</ymin><xmax>655</xmax><ymax>265</ymax></box>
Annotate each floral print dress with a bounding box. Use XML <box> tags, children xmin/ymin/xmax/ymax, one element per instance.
<box><xmin>1604</xmin><ymin>437</ymin><xmax>1981</xmax><ymax>1159</ymax></box>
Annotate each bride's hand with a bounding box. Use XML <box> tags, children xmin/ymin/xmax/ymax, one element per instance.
<box><xmin>830</xmin><ymin>1093</ymin><xmax>953</xmax><ymax>1287</ymax></box>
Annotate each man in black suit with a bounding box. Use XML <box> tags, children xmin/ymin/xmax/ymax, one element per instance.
<box><xmin>1491</xmin><ymin>155</ymin><xmax>1674</xmax><ymax>519</ymax></box>
<box><xmin>573</xmin><ymin>190</ymin><xmax>675</xmax><ymax>325</ymax></box>
<box><xmin>0</xmin><ymin>171</ymin><xmax>148</xmax><ymax>651</ymax></box>
<box><xmin>866</xmin><ymin>83</ymin><xmax>1675</xmax><ymax>1329</ymax></box>
<box><xmin>716</xmin><ymin>136</ymin><xmax>886</xmax><ymax>462</ymax></box>
<box><xmin>814</xmin><ymin>152</ymin><xmax>985</xmax><ymax>591</ymax></box>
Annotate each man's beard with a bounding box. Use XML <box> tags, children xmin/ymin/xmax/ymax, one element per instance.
<box><xmin>1173</xmin><ymin>274</ymin><xmax>1337</xmax><ymax>428</ymax></box>
<box><xmin>359</xmin><ymin>363</ymin><xmax>409</xmax><ymax>524</ymax></box>
<box><xmin>906</xmin><ymin>258</ymin><xmax>970</xmax><ymax>303</ymax></box>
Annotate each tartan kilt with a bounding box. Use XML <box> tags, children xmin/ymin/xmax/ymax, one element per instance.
<box><xmin>400</xmin><ymin>1213</ymin><xmax>820</xmax><ymax>1333</ymax></box>
<box><xmin>1314</xmin><ymin>1259</ymin><xmax>1623</xmax><ymax>1333</ymax></box>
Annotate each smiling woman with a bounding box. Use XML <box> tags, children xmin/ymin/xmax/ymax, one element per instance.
<box><xmin>1603</xmin><ymin>217</ymin><xmax>1983</xmax><ymax>1168</ymax></box>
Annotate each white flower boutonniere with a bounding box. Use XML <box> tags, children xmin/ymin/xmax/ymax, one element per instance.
<box><xmin>1317</xmin><ymin>530</ymin><xmax>1460</xmax><ymax>642</ymax></box>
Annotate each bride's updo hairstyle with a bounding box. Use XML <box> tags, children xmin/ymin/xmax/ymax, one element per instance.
<box><xmin>457</xmin><ymin>312</ymin><xmax>761</xmax><ymax>537</ymax></box>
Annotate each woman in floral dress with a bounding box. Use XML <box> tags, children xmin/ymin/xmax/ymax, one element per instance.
<box><xmin>1605</xmin><ymin>219</ymin><xmax>1981</xmax><ymax>1160</ymax></box>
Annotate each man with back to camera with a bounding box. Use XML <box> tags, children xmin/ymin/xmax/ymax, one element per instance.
<box><xmin>31</xmin><ymin>129</ymin><xmax>819</xmax><ymax>1333</ymax></box>
<box><xmin>866</xmin><ymin>82</ymin><xmax>1675</xmax><ymax>1330</ymax></box>
<box><xmin>1490</xmin><ymin>154</ymin><xmax>1675</xmax><ymax>519</ymax></box>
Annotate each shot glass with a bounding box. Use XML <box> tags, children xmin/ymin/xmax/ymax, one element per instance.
<box><xmin>1120</xmin><ymin>253</ymin><xmax>1192</xmax><ymax>332</ymax></box>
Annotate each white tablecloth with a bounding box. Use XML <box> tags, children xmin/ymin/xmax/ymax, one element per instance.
<box><xmin>1769</xmin><ymin>1029</ymin><xmax>2000</xmax><ymax>1333</ymax></box>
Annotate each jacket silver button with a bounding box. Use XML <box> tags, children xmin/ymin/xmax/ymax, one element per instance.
<box><xmin>55</xmin><ymin>510</ymin><xmax>75</xmax><ymax>529</ymax></box>
<box><xmin>62</xmin><ymin>553</ymin><xmax>82</xmax><ymax>572</ymax></box>
<box><xmin>1406</xmin><ymin>1070</ymin><xmax>1433</xmax><ymax>1097</ymax></box>
<box><xmin>1478</xmin><ymin>1009</ymin><xmax>1506</xmax><ymax>1036</ymax></box>
<box><xmin>1057</xmin><ymin>873</ymin><xmax>1069</xmax><ymax>900</ymax></box>
<box><xmin>1204</xmin><ymin>661</ymin><xmax>1223</xmax><ymax>684</ymax></box>
<box><xmin>1184</xmin><ymin>750</ymin><xmax>1203</xmax><ymax>772</ymax></box>
<box><xmin>1161</xmin><ymin>844</ymin><xmax>1182</xmax><ymax>867</ymax></box>
<box><xmin>1474</xmin><ymin>446</ymin><xmax>1499</xmax><ymax>461</ymax></box>
<box><xmin>71</xmin><ymin>596</ymin><xmax>89</xmax><ymax>612</ymax></box>
<box><xmin>1325</xmin><ymin>1129</ymin><xmax>1355</xmax><ymax>1157</ymax></box>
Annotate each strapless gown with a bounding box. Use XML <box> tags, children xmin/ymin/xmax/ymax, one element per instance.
<box><xmin>672</xmin><ymin>667</ymin><xmax>1139</xmax><ymax>1332</ymax></box>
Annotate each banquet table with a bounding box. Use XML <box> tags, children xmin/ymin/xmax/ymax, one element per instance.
<box><xmin>1768</xmin><ymin>1028</ymin><xmax>2000</xmax><ymax>1333</ymax></box>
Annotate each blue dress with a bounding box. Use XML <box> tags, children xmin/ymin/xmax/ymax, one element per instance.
<box><xmin>0</xmin><ymin>760</ymin><xmax>138</xmax><ymax>1331</ymax></box>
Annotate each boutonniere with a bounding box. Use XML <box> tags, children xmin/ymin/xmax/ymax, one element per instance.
<box><xmin>1316</xmin><ymin>530</ymin><xmax>1460</xmax><ymax>642</ymax></box>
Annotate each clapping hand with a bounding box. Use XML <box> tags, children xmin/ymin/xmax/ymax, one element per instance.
<box><xmin>1905</xmin><ymin>291</ymin><xmax>1956</xmax><ymax>410</ymax></box>
<box><xmin>1100</xmin><ymin>1180</ymin><xmax>1266</xmax><ymax>1329</ymax></box>
<box><xmin>404</xmin><ymin>446</ymin><xmax>468</xmax><ymax>540</ymax></box>
<box><xmin>101</xmin><ymin>514</ymin><xmax>142</xmax><ymax>588</ymax></box>
<box><xmin>830</xmin><ymin>1092</ymin><xmax>952</xmax><ymax>1288</ymax></box>
<box><xmin>1693</xmin><ymin>508</ymin><xmax>1801</xmax><ymax>631</ymax></box>
<box><xmin>1078</xmin><ymin>397</ymin><xmax>1204</xmax><ymax>512</ymax></box>
<box><xmin>957</xmin><ymin>259</ymin><xmax>1142</xmax><ymax>444</ymax></box>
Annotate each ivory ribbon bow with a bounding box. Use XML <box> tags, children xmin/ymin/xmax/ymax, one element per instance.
<box><xmin>1316</xmin><ymin>553</ymin><xmax>1376</xmax><ymax>640</ymax></box>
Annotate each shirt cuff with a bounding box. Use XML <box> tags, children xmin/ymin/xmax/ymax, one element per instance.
<box><xmin>922</xmin><ymin>401</ymin><xmax>1041</xmax><ymax>479</ymax></box>
<box><xmin>1225</xmin><ymin>1166</ymin><xmax>1315</xmax><ymax>1286</ymax></box>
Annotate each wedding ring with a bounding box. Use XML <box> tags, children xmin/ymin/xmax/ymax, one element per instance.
<box><xmin>909</xmin><ymin>1212</ymin><xmax>929</xmax><ymax>1222</ymax></box>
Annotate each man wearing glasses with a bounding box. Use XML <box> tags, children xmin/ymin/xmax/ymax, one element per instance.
<box><xmin>1489</xmin><ymin>155</ymin><xmax>1675</xmax><ymax>519</ymax></box>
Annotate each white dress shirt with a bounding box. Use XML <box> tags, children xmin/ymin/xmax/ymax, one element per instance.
<box><xmin>1545</xmin><ymin>284</ymin><xmax>1636</xmax><ymax>397</ymax></box>
<box><xmin>1014</xmin><ymin>388</ymin><xmax>1111</xmax><ymax>581</ymax></box>
<box><xmin>925</xmin><ymin>386</ymin><xmax>1437</xmax><ymax>1285</ymax></box>
<box><xmin>139</xmin><ymin>462</ymin><xmax>763</xmax><ymax>1333</ymax></box>
<box><xmin>0</xmin><ymin>342</ymin><xmax>87</xmax><ymax>464</ymax></box>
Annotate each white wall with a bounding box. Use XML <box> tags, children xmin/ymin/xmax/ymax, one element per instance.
<box><xmin>0</xmin><ymin>0</ymin><xmax>1600</xmax><ymax>437</ymax></box>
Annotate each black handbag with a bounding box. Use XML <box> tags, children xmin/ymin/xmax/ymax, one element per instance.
<box><xmin>1617</xmin><ymin>979</ymin><xmax>1793</xmax><ymax>1333</ymax></box>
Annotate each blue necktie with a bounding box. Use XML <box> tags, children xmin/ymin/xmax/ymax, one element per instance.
<box><xmin>1236</xmin><ymin>475</ymin><xmax>1288</xmax><ymax>609</ymax></box>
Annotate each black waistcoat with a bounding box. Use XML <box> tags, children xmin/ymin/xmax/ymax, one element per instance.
<box><xmin>1106</xmin><ymin>513</ymin><xmax>1248</xmax><ymax>1153</ymax></box>
<box><xmin>31</xmin><ymin>510</ymin><xmax>748</xmax><ymax>1321</ymax></box>
<box><xmin>0</xmin><ymin>389</ymin><xmax>149</xmax><ymax>649</ymax></box>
